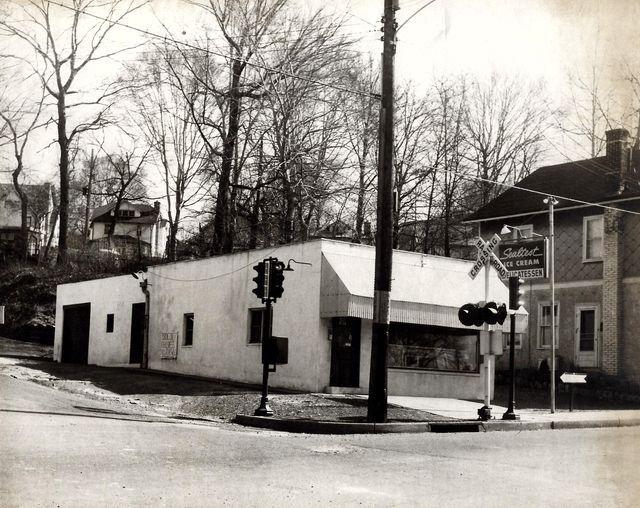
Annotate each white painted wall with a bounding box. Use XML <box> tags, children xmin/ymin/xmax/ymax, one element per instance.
<box><xmin>54</xmin><ymin>275</ymin><xmax>145</xmax><ymax>365</ymax></box>
<box><xmin>147</xmin><ymin>241</ymin><xmax>327</xmax><ymax>391</ymax></box>
<box><xmin>54</xmin><ymin>239</ymin><xmax>497</xmax><ymax>399</ymax></box>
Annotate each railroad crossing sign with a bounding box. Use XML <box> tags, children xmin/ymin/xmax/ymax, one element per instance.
<box><xmin>469</xmin><ymin>234</ymin><xmax>508</xmax><ymax>279</ymax></box>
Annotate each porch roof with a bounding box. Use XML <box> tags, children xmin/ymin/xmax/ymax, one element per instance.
<box><xmin>319</xmin><ymin>248</ymin><xmax>527</xmax><ymax>333</ymax></box>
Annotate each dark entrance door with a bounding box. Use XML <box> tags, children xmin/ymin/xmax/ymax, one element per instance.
<box><xmin>61</xmin><ymin>303</ymin><xmax>91</xmax><ymax>364</ymax></box>
<box><xmin>329</xmin><ymin>317</ymin><xmax>361</xmax><ymax>387</ymax></box>
<box><xmin>130</xmin><ymin>302</ymin><xmax>145</xmax><ymax>364</ymax></box>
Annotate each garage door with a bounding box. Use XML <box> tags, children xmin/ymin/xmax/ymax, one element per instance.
<box><xmin>61</xmin><ymin>303</ymin><xmax>91</xmax><ymax>364</ymax></box>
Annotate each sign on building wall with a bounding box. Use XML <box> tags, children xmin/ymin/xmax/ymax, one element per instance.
<box><xmin>160</xmin><ymin>332</ymin><xmax>178</xmax><ymax>360</ymax></box>
<box><xmin>497</xmin><ymin>238</ymin><xmax>547</xmax><ymax>279</ymax></box>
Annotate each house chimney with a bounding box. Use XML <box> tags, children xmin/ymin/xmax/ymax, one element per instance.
<box><xmin>154</xmin><ymin>201</ymin><xmax>160</xmax><ymax>213</ymax></box>
<box><xmin>605</xmin><ymin>128</ymin><xmax>630</xmax><ymax>193</ymax></box>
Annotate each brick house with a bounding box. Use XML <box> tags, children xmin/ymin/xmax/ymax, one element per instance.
<box><xmin>464</xmin><ymin>129</ymin><xmax>640</xmax><ymax>382</ymax></box>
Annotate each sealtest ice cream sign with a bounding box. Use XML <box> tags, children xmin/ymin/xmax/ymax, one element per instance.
<box><xmin>498</xmin><ymin>238</ymin><xmax>547</xmax><ymax>279</ymax></box>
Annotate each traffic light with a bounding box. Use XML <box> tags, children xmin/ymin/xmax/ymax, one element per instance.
<box><xmin>252</xmin><ymin>261</ymin><xmax>267</xmax><ymax>300</ymax></box>
<box><xmin>509</xmin><ymin>277</ymin><xmax>525</xmax><ymax>310</ymax></box>
<box><xmin>458</xmin><ymin>302</ymin><xmax>507</xmax><ymax>327</ymax></box>
<box><xmin>269</xmin><ymin>260</ymin><xmax>285</xmax><ymax>301</ymax></box>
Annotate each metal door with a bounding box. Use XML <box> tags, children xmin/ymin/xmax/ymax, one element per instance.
<box><xmin>329</xmin><ymin>318</ymin><xmax>361</xmax><ymax>387</ymax></box>
<box><xmin>130</xmin><ymin>302</ymin><xmax>145</xmax><ymax>364</ymax></box>
<box><xmin>575</xmin><ymin>305</ymin><xmax>599</xmax><ymax>368</ymax></box>
<box><xmin>61</xmin><ymin>303</ymin><xmax>91</xmax><ymax>364</ymax></box>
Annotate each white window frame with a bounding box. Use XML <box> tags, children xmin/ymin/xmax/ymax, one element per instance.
<box><xmin>537</xmin><ymin>301</ymin><xmax>559</xmax><ymax>349</ymax></box>
<box><xmin>582</xmin><ymin>215</ymin><xmax>603</xmax><ymax>262</ymax></box>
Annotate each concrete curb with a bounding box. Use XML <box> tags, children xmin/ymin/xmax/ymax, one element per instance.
<box><xmin>234</xmin><ymin>414</ymin><xmax>640</xmax><ymax>434</ymax></box>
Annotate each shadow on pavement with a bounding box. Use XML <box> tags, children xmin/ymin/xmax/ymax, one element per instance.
<box><xmin>16</xmin><ymin>359</ymin><xmax>259</xmax><ymax>397</ymax></box>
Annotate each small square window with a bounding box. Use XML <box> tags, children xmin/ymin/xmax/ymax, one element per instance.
<box><xmin>248</xmin><ymin>308</ymin><xmax>267</xmax><ymax>344</ymax></box>
<box><xmin>183</xmin><ymin>313</ymin><xmax>194</xmax><ymax>346</ymax></box>
<box><xmin>106</xmin><ymin>313</ymin><xmax>114</xmax><ymax>333</ymax></box>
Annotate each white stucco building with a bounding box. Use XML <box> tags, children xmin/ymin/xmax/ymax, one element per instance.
<box><xmin>54</xmin><ymin>239</ymin><xmax>526</xmax><ymax>400</ymax></box>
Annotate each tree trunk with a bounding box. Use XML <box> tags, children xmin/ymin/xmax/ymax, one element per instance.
<box><xmin>212</xmin><ymin>60</ymin><xmax>243</xmax><ymax>255</ymax></box>
<box><xmin>57</xmin><ymin>94</ymin><xmax>69</xmax><ymax>264</ymax></box>
<box><xmin>11</xmin><ymin>161</ymin><xmax>29</xmax><ymax>261</ymax></box>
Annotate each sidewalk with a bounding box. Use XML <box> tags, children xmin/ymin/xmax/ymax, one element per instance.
<box><xmin>235</xmin><ymin>395</ymin><xmax>640</xmax><ymax>434</ymax></box>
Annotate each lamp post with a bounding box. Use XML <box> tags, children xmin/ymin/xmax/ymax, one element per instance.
<box><xmin>543</xmin><ymin>197</ymin><xmax>558</xmax><ymax>413</ymax></box>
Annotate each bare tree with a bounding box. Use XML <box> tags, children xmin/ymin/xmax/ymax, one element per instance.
<box><xmin>93</xmin><ymin>144</ymin><xmax>149</xmax><ymax>252</ymax></box>
<box><xmin>464</xmin><ymin>74</ymin><xmax>550</xmax><ymax>207</ymax></box>
<box><xmin>127</xmin><ymin>50</ymin><xmax>210</xmax><ymax>261</ymax></box>
<box><xmin>0</xmin><ymin>0</ymin><xmax>147</xmax><ymax>263</ymax></box>
<box><xmin>0</xmin><ymin>88</ymin><xmax>46</xmax><ymax>260</ymax></box>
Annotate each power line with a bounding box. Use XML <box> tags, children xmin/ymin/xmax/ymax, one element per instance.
<box><xmin>439</xmin><ymin>165</ymin><xmax>640</xmax><ymax>216</ymax></box>
<box><xmin>146</xmin><ymin>245</ymin><xmax>280</xmax><ymax>282</ymax></box>
<box><xmin>42</xmin><ymin>0</ymin><xmax>380</xmax><ymax>101</ymax></box>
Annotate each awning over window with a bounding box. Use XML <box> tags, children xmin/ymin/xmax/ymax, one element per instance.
<box><xmin>320</xmin><ymin>248</ymin><xmax>527</xmax><ymax>333</ymax></box>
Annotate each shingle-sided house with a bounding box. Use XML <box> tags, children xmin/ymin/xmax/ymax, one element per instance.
<box><xmin>0</xmin><ymin>182</ymin><xmax>56</xmax><ymax>258</ymax></box>
<box><xmin>464</xmin><ymin>128</ymin><xmax>640</xmax><ymax>383</ymax></box>
<box><xmin>89</xmin><ymin>200</ymin><xmax>168</xmax><ymax>258</ymax></box>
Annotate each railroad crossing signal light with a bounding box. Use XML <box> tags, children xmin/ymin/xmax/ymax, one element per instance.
<box><xmin>252</xmin><ymin>261</ymin><xmax>267</xmax><ymax>300</ymax></box>
<box><xmin>269</xmin><ymin>261</ymin><xmax>285</xmax><ymax>301</ymax></box>
<box><xmin>483</xmin><ymin>301</ymin><xmax>508</xmax><ymax>325</ymax></box>
<box><xmin>509</xmin><ymin>277</ymin><xmax>525</xmax><ymax>310</ymax></box>
<box><xmin>458</xmin><ymin>302</ymin><xmax>507</xmax><ymax>327</ymax></box>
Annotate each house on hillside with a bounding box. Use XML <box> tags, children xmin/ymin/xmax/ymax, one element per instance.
<box><xmin>89</xmin><ymin>200</ymin><xmax>168</xmax><ymax>259</ymax></box>
<box><xmin>0</xmin><ymin>182</ymin><xmax>56</xmax><ymax>258</ymax></box>
<box><xmin>53</xmin><ymin>239</ymin><xmax>526</xmax><ymax>400</ymax></box>
<box><xmin>464</xmin><ymin>128</ymin><xmax>640</xmax><ymax>382</ymax></box>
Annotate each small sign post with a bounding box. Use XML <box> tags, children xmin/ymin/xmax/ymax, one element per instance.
<box><xmin>560</xmin><ymin>372</ymin><xmax>587</xmax><ymax>412</ymax></box>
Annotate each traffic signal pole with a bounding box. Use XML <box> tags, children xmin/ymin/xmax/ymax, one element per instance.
<box><xmin>478</xmin><ymin>257</ymin><xmax>492</xmax><ymax>420</ymax></box>
<box><xmin>255</xmin><ymin>299</ymin><xmax>273</xmax><ymax>417</ymax></box>
<box><xmin>367</xmin><ymin>0</ymin><xmax>398</xmax><ymax>423</ymax></box>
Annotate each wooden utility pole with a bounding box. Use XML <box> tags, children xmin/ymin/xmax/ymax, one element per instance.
<box><xmin>367</xmin><ymin>0</ymin><xmax>398</xmax><ymax>423</ymax></box>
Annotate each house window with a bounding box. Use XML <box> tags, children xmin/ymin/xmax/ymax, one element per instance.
<box><xmin>502</xmin><ymin>332</ymin><xmax>522</xmax><ymax>349</ymax></box>
<box><xmin>248</xmin><ymin>308</ymin><xmax>267</xmax><ymax>344</ymax></box>
<box><xmin>118</xmin><ymin>209</ymin><xmax>135</xmax><ymax>218</ymax></box>
<box><xmin>538</xmin><ymin>302</ymin><xmax>559</xmax><ymax>348</ymax></box>
<box><xmin>106</xmin><ymin>313</ymin><xmax>114</xmax><ymax>333</ymax></box>
<box><xmin>183</xmin><ymin>313</ymin><xmax>194</xmax><ymax>346</ymax></box>
<box><xmin>388</xmin><ymin>323</ymin><xmax>479</xmax><ymax>373</ymax></box>
<box><xmin>583</xmin><ymin>215</ymin><xmax>603</xmax><ymax>262</ymax></box>
<box><xmin>26</xmin><ymin>216</ymin><xmax>32</xmax><ymax>227</ymax></box>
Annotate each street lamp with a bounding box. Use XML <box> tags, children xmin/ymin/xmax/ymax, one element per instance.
<box><xmin>500</xmin><ymin>225</ymin><xmax>544</xmax><ymax>238</ymax></box>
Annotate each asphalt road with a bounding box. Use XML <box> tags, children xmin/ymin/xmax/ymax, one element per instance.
<box><xmin>1</xmin><ymin>374</ymin><xmax>638</xmax><ymax>508</ymax></box>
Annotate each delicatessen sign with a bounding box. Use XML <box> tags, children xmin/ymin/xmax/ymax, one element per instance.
<box><xmin>497</xmin><ymin>238</ymin><xmax>547</xmax><ymax>279</ymax></box>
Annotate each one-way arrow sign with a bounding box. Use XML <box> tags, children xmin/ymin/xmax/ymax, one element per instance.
<box><xmin>560</xmin><ymin>372</ymin><xmax>587</xmax><ymax>384</ymax></box>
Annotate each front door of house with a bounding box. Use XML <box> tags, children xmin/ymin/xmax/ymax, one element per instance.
<box><xmin>329</xmin><ymin>317</ymin><xmax>361</xmax><ymax>387</ymax></box>
<box><xmin>575</xmin><ymin>305</ymin><xmax>599</xmax><ymax>368</ymax></box>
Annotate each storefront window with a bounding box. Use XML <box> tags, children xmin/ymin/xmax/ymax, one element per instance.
<box><xmin>389</xmin><ymin>323</ymin><xmax>479</xmax><ymax>373</ymax></box>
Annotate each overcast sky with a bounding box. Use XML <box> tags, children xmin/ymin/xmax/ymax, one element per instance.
<box><xmin>2</xmin><ymin>0</ymin><xmax>639</xmax><ymax>185</ymax></box>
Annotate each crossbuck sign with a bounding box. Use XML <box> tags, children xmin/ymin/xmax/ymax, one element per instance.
<box><xmin>469</xmin><ymin>234</ymin><xmax>509</xmax><ymax>280</ymax></box>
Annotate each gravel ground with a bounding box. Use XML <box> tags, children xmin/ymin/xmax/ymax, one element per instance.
<box><xmin>0</xmin><ymin>337</ymin><xmax>442</xmax><ymax>422</ymax></box>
